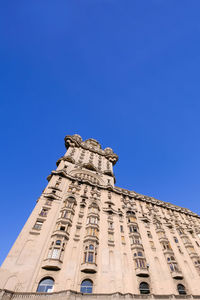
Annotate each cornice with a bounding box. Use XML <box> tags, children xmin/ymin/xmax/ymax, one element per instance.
<box><xmin>48</xmin><ymin>169</ymin><xmax>200</xmax><ymax>219</ymax></box>
<box><xmin>1</xmin><ymin>289</ymin><xmax>200</xmax><ymax>299</ymax></box>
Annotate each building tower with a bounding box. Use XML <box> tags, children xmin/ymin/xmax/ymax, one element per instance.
<box><xmin>1</xmin><ymin>134</ymin><xmax>200</xmax><ymax>300</ymax></box>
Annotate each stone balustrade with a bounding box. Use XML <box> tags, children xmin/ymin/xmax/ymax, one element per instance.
<box><xmin>0</xmin><ymin>290</ymin><xmax>199</xmax><ymax>300</ymax></box>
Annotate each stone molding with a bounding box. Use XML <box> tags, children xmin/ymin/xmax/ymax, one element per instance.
<box><xmin>0</xmin><ymin>289</ymin><xmax>199</xmax><ymax>300</ymax></box>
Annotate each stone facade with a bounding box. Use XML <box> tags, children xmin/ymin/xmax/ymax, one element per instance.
<box><xmin>1</xmin><ymin>134</ymin><xmax>200</xmax><ymax>299</ymax></box>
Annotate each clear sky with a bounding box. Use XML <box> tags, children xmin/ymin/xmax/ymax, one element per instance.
<box><xmin>1</xmin><ymin>1</ymin><xmax>200</xmax><ymax>265</ymax></box>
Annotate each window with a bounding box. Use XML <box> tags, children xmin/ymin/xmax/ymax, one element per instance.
<box><xmin>174</xmin><ymin>237</ymin><xmax>179</xmax><ymax>243</ymax></box>
<box><xmin>37</xmin><ymin>277</ymin><xmax>54</xmax><ymax>293</ymax></box>
<box><xmin>33</xmin><ymin>220</ymin><xmax>43</xmax><ymax>230</ymax></box>
<box><xmin>39</xmin><ymin>208</ymin><xmax>48</xmax><ymax>217</ymax></box>
<box><xmin>84</xmin><ymin>244</ymin><xmax>96</xmax><ymax>263</ymax></box>
<box><xmin>51</xmin><ymin>248</ymin><xmax>60</xmax><ymax>259</ymax></box>
<box><xmin>108</xmin><ymin>222</ymin><xmax>113</xmax><ymax>229</ymax></box>
<box><xmin>128</xmin><ymin>216</ymin><xmax>136</xmax><ymax>223</ymax></box>
<box><xmin>147</xmin><ymin>231</ymin><xmax>152</xmax><ymax>238</ymax></box>
<box><xmin>48</xmin><ymin>240</ymin><xmax>65</xmax><ymax>260</ymax></box>
<box><xmin>150</xmin><ymin>241</ymin><xmax>155</xmax><ymax>248</ymax></box>
<box><xmin>108</xmin><ymin>233</ymin><xmax>114</xmax><ymax>241</ymax></box>
<box><xmin>87</xmin><ymin>217</ymin><xmax>98</xmax><ymax>225</ymax></box>
<box><xmin>178</xmin><ymin>246</ymin><xmax>183</xmax><ymax>254</ymax></box>
<box><xmin>86</xmin><ymin>227</ymin><xmax>98</xmax><ymax>237</ymax></box>
<box><xmin>80</xmin><ymin>279</ymin><xmax>93</xmax><ymax>293</ymax></box>
<box><xmin>65</xmin><ymin>197</ymin><xmax>76</xmax><ymax>209</ymax></box>
<box><xmin>135</xmin><ymin>259</ymin><xmax>146</xmax><ymax>268</ymax></box>
<box><xmin>169</xmin><ymin>263</ymin><xmax>179</xmax><ymax>272</ymax></box>
<box><xmin>62</xmin><ymin>210</ymin><xmax>69</xmax><ymax>219</ymax></box>
<box><xmin>177</xmin><ymin>284</ymin><xmax>186</xmax><ymax>295</ymax></box>
<box><xmin>139</xmin><ymin>282</ymin><xmax>150</xmax><ymax>294</ymax></box>
<box><xmin>45</xmin><ymin>200</ymin><xmax>52</xmax><ymax>206</ymax></box>
<box><xmin>129</xmin><ymin>225</ymin><xmax>137</xmax><ymax>233</ymax></box>
<box><xmin>120</xmin><ymin>225</ymin><xmax>124</xmax><ymax>232</ymax></box>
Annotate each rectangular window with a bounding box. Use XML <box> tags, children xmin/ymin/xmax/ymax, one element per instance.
<box><xmin>109</xmin><ymin>222</ymin><xmax>113</xmax><ymax>229</ymax></box>
<box><xmin>52</xmin><ymin>248</ymin><xmax>60</xmax><ymax>259</ymax></box>
<box><xmin>33</xmin><ymin>220</ymin><xmax>43</xmax><ymax>230</ymax></box>
<box><xmin>88</xmin><ymin>252</ymin><xmax>94</xmax><ymax>262</ymax></box>
<box><xmin>62</xmin><ymin>211</ymin><xmax>69</xmax><ymax>218</ymax></box>
<box><xmin>120</xmin><ymin>225</ymin><xmax>124</xmax><ymax>232</ymax></box>
<box><xmin>108</xmin><ymin>233</ymin><xmax>114</xmax><ymax>241</ymax></box>
<box><xmin>121</xmin><ymin>236</ymin><xmax>125</xmax><ymax>243</ymax></box>
<box><xmin>39</xmin><ymin>208</ymin><xmax>48</xmax><ymax>217</ymax></box>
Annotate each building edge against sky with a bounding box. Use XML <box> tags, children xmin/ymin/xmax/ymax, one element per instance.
<box><xmin>1</xmin><ymin>134</ymin><xmax>200</xmax><ymax>300</ymax></box>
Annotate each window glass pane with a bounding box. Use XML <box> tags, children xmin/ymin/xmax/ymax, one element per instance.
<box><xmin>88</xmin><ymin>252</ymin><xmax>93</xmax><ymax>262</ymax></box>
<box><xmin>80</xmin><ymin>280</ymin><xmax>93</xmax><ymax>294</ymax></box>
<box><xmin>37</xmin><ymin>278</ymin><xmax>54</xmax><ymax>293</ymax></box>
<box><xmin>52</xmin><ymin>248</ymin><xmax>60</xmax><ymax>259</ymax></box>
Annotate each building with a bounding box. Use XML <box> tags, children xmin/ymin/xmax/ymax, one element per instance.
<box><xmin>1</xmin><ymin>134</ymin><xmax>200</xmax><ymax>300</ymax></box>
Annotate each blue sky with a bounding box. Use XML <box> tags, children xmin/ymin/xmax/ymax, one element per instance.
<box><xmin>1</xmin><ymin>0</ymin><xmax>200</xmax><ymax>265</ymax></box>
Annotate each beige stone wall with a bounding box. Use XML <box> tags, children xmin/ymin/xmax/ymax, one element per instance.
<box><xmin>1</xmin><ymin>135</ymin><xmax>200</xmax><ymax>296</ymax></box>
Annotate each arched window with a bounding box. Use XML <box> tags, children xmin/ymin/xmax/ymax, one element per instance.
<box><xmin>177</xmin><ymin>284</ymin><xmax>186</xmax><ymax>295</ymax></box>
<box><xmin>37</xmin><ymin>277</ymin><xmax>54</xmax><ymax>293</ymax></box>
<box><xmin>139</xmin><ymin>282</ymin><xmax>150</xmax><ymax>294</ymax></box>
<box><xmin>80</xmin><ymin>279</ymin><xmax>93</xmax><ymax>293</ymax></box>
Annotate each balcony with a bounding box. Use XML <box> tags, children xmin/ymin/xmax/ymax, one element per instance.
<box><xmin>156</xmin><ymin>228</ymin><xmax>165</xmax><ymax>234</ymax></box>
<box><xmin>171</xmin><ymin>270</ymin><xmax>184</xmax><ymax>280</ymax></box>
<box><xmin>159</xmin><ymin>236</ymin><xmax>168</xmax><ymax>243</ymax></box>
<box><xmin>52</xmin><ymin>230</ymin><xmax>69</xmax><ymax>239</ymax></box>
<box><xmin>189</xmin><ymin>252</ymin><xmax>199</xmax><ymax>259</ymax></box>
<box><xmin>131</xmin><ymin>243</ymin><xmax>144</xmax><ymax>251</ymax></box>
<box><xmin>42</xmin><ymin>258</ymin><xmax>62</xmax><ymax>271</ymax></box>
<box><xmin>183</xmin><ymin>241</ymin><xmax>193</xmax><ymax>248</ymax></box>
<box><xmin>163</xmin><ymin>249</ymin><xmax>174</xmax><ymax>256</ymax></box>
<box><xmin>84</xmin><ymin>235</ymin><xmax>99</xmax><ymax>244</ymax></box>
<box><xmin>81</xmin><ymin>262</ymin><xmax>97</xmax><ymax>273</ymax></box>
<box><xmin>135</xmin><ymin>267</ymin><xmax>149</xmax><ymax>277</ymax></box>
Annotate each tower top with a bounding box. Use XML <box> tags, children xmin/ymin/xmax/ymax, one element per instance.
<box><xmin>65</xmin><ymin>134</ymin><xmax>118</xmax><ymax>165</ymax></box>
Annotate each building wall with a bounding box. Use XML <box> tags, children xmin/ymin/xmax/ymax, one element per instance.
<box><xmin>1</xmin><ymin>134</ymin><xmax>200</xmax><ymax>296</ymax></box>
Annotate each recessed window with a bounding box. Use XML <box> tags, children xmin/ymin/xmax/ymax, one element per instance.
<box><xmin>147</xmin><ymin>231</ymin><xmax>152</xmax><ymax>238</ymax></box>
<box><xmin>33</xmin><ymin>220</ymin><xmax>43</xmax><ymax>230</ymax></box>
<box><xmin>37</xmin><ymin>277</ymin><xmax>54</xmax><ymax>293</ymax></box>
<box><xmin>84</xmin><ymin>244</ymin><xmax>95</xmax><ymax>263</ymax></box>
<box><xmin>139</xmin><ymin>282</ymin><xmax>150</xmax><ymax>294</ymax></box>
<box><xmin>80</xmin><ymin>279</ymin><xmax>93</xmax><ymax>293</ymax></box>
<box><xmin>177</xmin><ymin>284</ymin><xmax>186</xmax><ymax>295</ymax></box>
<box><xmin>56</xmin><ymin>240</ymin><xmax>61</xmax><ymax>245</ymax></box>
<box><xmin>174</xmin><ymin>237</ymin><xmax>179</xmax><ymax>243</ymax></box>
<box><xmin>39</xmin><ymin>208</ymin><xmax>48</xmax><ymax>217</ymax></box>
